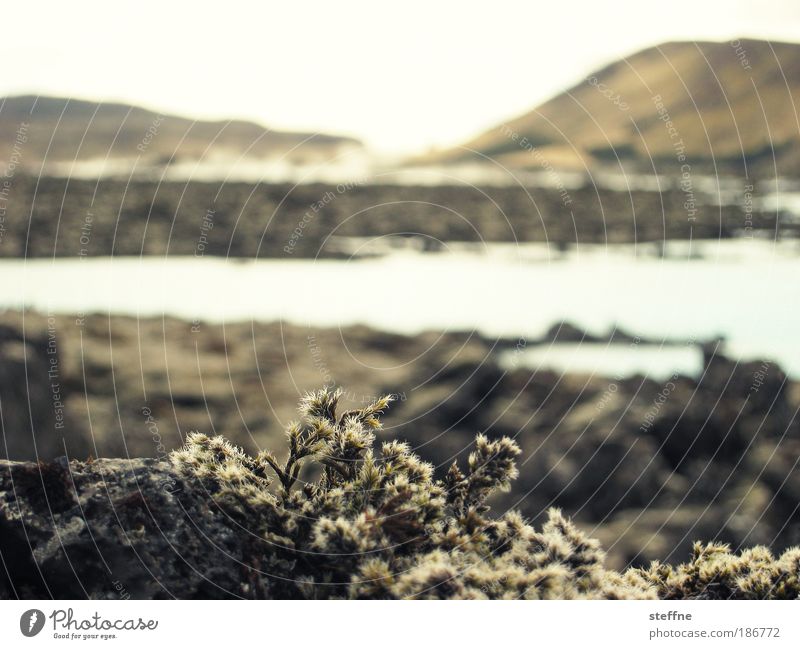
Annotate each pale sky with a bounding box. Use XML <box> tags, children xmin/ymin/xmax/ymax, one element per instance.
<box><xmin>2</xmin><ymin>0</ymin><xmax>799</xmax><ymax>155</ymax></box>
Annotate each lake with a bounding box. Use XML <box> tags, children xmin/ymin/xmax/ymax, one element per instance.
<box><xmin>1</xmin><ymin>237</ymin><xmax>798</xmax><ymax>378</ymax></box>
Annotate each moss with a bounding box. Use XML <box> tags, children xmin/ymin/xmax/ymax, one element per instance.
<box><xmin>633</xmin><ymin>542</ymin><xmax>800</xmax><ymax>600</ymax></box>
<box><xmin>171</xmin><ymin>388</ymin><xmax>799</xmax><ymax>600</ymax></box>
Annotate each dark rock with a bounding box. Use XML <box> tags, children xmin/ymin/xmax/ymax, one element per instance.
<box><xmin>0</xmin><ymin>457</ymin><xmax>269</xmax><ymax>599</ymax></box>
<box><xmin>0</xmin><ymin>311</ymin><xmax>798</xmax><ymax>570</ymax></box>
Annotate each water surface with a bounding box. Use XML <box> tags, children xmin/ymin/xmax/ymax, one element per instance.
<box><xmin>1</xmin><ymin>238</ymin><xmax>797</xmax><ymax>376</ymax></box>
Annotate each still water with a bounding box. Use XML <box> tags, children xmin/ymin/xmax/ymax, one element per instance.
<box><xmin>1</xmin><ymin>238</ymin><xmax>797</xmax><ymax>377</ymax></box>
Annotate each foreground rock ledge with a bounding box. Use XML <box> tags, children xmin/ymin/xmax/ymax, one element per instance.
<box><xmin>3</xmin><ymin>455</ymin><xmax>799</xmax><ymax>600</ymax></box>
<box><xmin>0</xmin><ymin>457</ymin><xmax>268</xmax><ymax>599</ymax></box>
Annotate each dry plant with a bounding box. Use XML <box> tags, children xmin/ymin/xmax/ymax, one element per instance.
<box><xmin>171</xmin><ymin>388</ymin><xmax>799</xmax><ymax>600</ymax></box>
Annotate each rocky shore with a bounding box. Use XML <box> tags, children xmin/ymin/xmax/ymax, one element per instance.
<box><xmin>3</xmin><ymin>447</ymin><xmax>797</xmax><ymax>599</ymax></box>
<box><xmin>0</xmin><ymin>456</ymin><xmax>265</xmax><ymax>598</ymax></box>
<box><xmin>0</xmin><ymin>176</ymin><xmax>787</xmax><ymax>259</ymax></box>
<box><xmin>1</xmin><ymin>310</ymin><xmax>798</xmax><ymax>570</ymax></box>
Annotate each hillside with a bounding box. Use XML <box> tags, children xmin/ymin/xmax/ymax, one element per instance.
<box><xmin>428</xmin><ymin>39</ymin><xmax>800</xmax><ymax>176</ymax></box>
<box><xmin>0</xmin><ymin>95</ymin><xmax>363</xmax><ymax>174</ymax></box>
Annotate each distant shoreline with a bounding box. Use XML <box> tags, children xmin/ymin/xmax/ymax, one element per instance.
<box><xmin>0</xmin><ymin>175</ymin><xmax>791</xmax><ymax>260</ymax></box>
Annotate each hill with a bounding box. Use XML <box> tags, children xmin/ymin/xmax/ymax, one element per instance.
<box><xmin>427</xmin><ymin>39</ymin><xmax>800</xmax><ymax>176</ymax></box>
<box><xmin>0</xmin><ymin>95</ymin><xmax>363</xmax><ymax>175</ymax></box>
